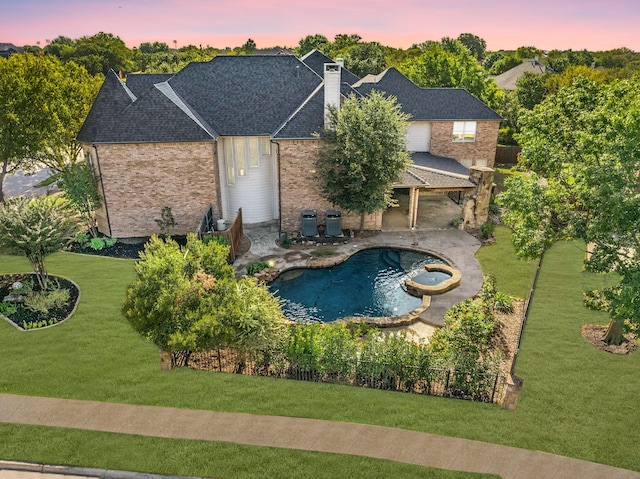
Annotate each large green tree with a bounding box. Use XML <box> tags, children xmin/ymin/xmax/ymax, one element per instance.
<box><xmin>497</xmin><ymin>75</ymin><xmax>640</xmax><ymax>344</ymax></box>
<box><xmin>0</xmin><ymin>53</ymin><xmax>101</xmax><ymax>202</ymax></box>
<box><xmin>316</xmin><ymin>91</ymin><xmax>411</xmax><ymax>231</ymax></box>
<box><xmin>342</xmin><ymin>42</ymin><xmax>387</xmax><ymax>77</ymax></box>
<box><xmin>457</xmin><ymin>33</ymin><xmax>487</xmax><ymax>61</ymax></box>
<box><xmin>399</xmin><ymin>39</ymin><xmax>502</xmax><ymax>109</ymax></box>
<box><xmin>46</xmin><ymin>32</ymin><xmax>134</xmax><ymax>75</ymax></box>
<box><xmin>295</xmin><ymin>34</ymin><xmax>330</xmax><ymax>57</ymax></box>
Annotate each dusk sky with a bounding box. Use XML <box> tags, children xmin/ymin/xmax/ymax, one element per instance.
<box><xmin>2</xmin><ymin>0</ymin><xmax>639</xmax><ymax>52</ymax></box>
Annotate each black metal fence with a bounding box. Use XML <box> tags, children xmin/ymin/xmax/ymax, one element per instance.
<box><xmin>183</xmin><ymin>349</ymin><xmax>507</xmax><ymax>405</ymax></box>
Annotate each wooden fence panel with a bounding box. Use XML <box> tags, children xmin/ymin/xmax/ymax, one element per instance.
<box><xmin>199</xmin><ymin>207</ymin><xmax>244</xmax><ymax>263</ymax></box>
<box><xmin>495</xmin><ymin>146</ymin><xmax>521</xmax><ymax>165</ymax></box>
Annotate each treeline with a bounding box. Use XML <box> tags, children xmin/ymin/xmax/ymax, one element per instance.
<box><xmin>13</xmin><ymin>31</ymin><xmax>640</xmax><ymax>147</ymax></box>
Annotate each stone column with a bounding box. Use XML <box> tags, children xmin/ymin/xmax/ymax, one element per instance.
<box><xmin>462</xmin><ymin>166</ymin><xmax>494</xmax><ymax>229</ymax></box>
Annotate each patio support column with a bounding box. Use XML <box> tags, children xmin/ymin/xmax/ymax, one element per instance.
<box><xmin>408</xmin><ymin>187</ymin><xmax>419</xmax><ymax>229</ymax></box>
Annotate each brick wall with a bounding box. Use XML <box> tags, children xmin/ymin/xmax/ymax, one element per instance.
<box><xmin>430</xmin><ymin>121</ymin><xmax>500</xmax><ymax>168</ymax></box>
<box><xmin>93</xmin><ymin>142</ymin><xmax>220</xmax><ymax>238</ymax></box>
<box><xmin>277</xmin><ymin>139</ymin><xmax>382</xmax><ymax>235</ymax></box>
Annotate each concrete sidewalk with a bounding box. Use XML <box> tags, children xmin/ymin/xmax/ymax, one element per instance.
<box><xmin>1</xmin><ymin>394</ymin><xmax>638</xmax><ymax>479</ymax></box>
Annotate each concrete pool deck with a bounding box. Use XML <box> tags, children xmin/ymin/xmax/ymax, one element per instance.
<box><xmin>234</xmin><ymin>221</ymin><xmax>484</xmax><ymax>336</ymax></box>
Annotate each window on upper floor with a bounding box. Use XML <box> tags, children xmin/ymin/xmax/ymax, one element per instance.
<box><xmin>452</xmin><ymin>121</ymin><xmax>476</xmax><ymax>142</ymax></box>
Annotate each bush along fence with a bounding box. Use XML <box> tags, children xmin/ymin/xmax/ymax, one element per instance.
<box><xmin>167</xmin><ymin>327</ymin><xmax>508</xmax><ymax>406</ymax></box>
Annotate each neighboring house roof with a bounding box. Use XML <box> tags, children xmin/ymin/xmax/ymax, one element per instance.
<box><xmin>354</xmin><ymin>68</ymin><xmax>503</xmax><ymax>121</ymax></box>
<box><xmin>0</xmin><ymin>43</ymin><xmax>22</xmax><ymax>58</ymax></box>
<box><xmin>79</xmin><ymin>53</ymin><xmax>501</xmax><ymax>144</ymax></box>
<box><xmin>490</xmin><ymin>59</ymin><xmax>548</xmax><ymax>90</ymax></box>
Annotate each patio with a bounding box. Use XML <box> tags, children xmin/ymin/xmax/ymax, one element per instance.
<box><xmin>235</xmin><ymin>220</ymin><xmax>484</xmax><ymax>340</ymax></box>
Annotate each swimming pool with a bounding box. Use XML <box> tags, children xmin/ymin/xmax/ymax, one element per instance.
<box><xmin>269</xmin><ymin>247</ymin><xmax>446</xmax><ymax>323</ymax></box>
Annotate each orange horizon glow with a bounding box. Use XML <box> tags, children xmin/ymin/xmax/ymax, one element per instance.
<box><xmin>3</xmin><ymin>0</ymin><xmax>639</xmax><ymax>52</ymax></box>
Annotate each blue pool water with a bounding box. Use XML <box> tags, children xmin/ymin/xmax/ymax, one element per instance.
<box><xmin>269</xmin><ymin>247</ymin><xmax>445</xmax><ymax>323</ymax></box>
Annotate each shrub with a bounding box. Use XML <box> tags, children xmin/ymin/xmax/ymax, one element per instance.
<box><xmin>480</xmin><ymin>222</ymin><xmax>495</xmax><ymax>239</ymax></box>
<box><xmin>23</xmin><ymin>288</ymin><xmax>70</xmax><ymax>314</ymax></box>
<box><xmin>0</xmin><ymin>301</ymin><xmax>18</xmax><ymax>316</ymax></box>
<box><xmin>428</xmin><ymin>299</ymin><xmax>496</xmax><ymax>365</ymax></box>
<box><xmin>154</xmin><ymin>206</ymin><xmax>177</xmax><ymax>237</ymax></box>
<box><xmin>75</xmin><ymin>231</ymin><xmax>91</xmax><ymax>246</ymax></box>
<box><xmin>203</xmin><ymin>235</ymin><xmax>229</xmax><ymax>247</ymax></box>
<box><xmin>123</xmin><ymin>234</ymin><xmax>286</xmax><ymax>361</ymax></box>
<box><xmin>493</xmin><ymin>291</ymin><xmax>514</xmax><ymax>313</ymax></box>
<box><xmin>279</xmin><ymin>234</ymin><xmax>291</xmax><ymax>249</ymax></box>
<box><xmin>247</xmin><ymin>261</ymin><xmax>269</xmax><ymax>275</ymax></box>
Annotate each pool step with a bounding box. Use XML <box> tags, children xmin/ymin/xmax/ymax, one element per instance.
<box><xmin>380</xmin><ymin>249</ymin><xmax>402</xmax><ymax>270</ymax></box>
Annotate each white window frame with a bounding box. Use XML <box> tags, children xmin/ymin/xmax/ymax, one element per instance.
<box><xmin>224</xmin><ymin>136</ymin><xmax>271</xmax><ymax>184</ymax></box>
<box><xmin>452</xmin><ymin>121</ymin><xmax>477</xmax><ymax>142</ymax></box>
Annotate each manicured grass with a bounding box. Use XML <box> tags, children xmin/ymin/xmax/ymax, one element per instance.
<box><xmin>1</xmin><ymin>243</ymin><xmax>638</xmax><ymax>473</ymax></box>
<box><xmin>0</xmin><ymin>424</ymin><xmax>497</xmax><ymax>479</ymax></box>
<box><xmin>475</xmin><ymin>226</ymin><xmax>537</xmax><ymax>299</ymax></box>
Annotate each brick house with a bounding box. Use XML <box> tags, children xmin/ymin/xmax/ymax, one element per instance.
<box><xmin>77</xmin><ymin>50</ymin><xmax>501</xmax><ymax>239</ymax></box>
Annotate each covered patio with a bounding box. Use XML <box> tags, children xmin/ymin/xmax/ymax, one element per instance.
<box><xmin>383</xmin><ymin>153</ymin><xmax>477</xmax><ymax>231</ymax></box>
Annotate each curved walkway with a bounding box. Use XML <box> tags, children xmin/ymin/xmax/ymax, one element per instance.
<box><xmin>1</xmin><ymin>394</ymin><xmax>638</xmax><ymax>479</ymax></box>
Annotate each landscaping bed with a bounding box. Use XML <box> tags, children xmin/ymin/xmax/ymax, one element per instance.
<box><xmin>0</xmin><ymin>273</ymin><xmax>80</xmax><ymax>330</ymax></box>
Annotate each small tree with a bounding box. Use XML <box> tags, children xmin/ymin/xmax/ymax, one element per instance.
<box><xmin>58</xmin><ymin>162</ymin><xmax>102</xmax><ymax>237</ymax></box>
<box><xmin>316</xmin><ymin>90</ymin><xmax>411</xmax><ymax>231</ymax></box>
<box><xmin>0</xmin><ymin>196</ymin><xmax>80</xmax><ymax>289</ymax></box>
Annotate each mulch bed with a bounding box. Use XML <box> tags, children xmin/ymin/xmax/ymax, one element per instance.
<box><xmin>581</xmin><ymin>324</ymin><xmax>638</xmax><ymax>355</ymax></box>
<box><xmin>0</xmin><ymin>273</ymin><xmax>80</xmax><ymax>330</ymax></box>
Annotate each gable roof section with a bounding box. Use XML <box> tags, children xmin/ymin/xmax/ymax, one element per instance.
<box><xmin>167</xmin><ymin>55</ymin><xmax>322</xmax><ymax>136</ymax></box>
<box><xmin>77</xmin><ymin>71</ymin><xmax>137</xmax><ymax>142</ymax></box>
<box><xmin>300</xmin><ymin>49</ymin><xmax>361</xmax><ymax>86</ymax></box>
<box><xmin>126</xmin><ymin>73</ymin><xmax>174</xmax><ymax>97</ymax></box>
<box><xmin>79</xmin><ymin>56</ymin><xmax>503</xmax><ymax>145</ymax></box>
<box><xmin>354</xmin><ymin>67</ymin><xmax>502</xmax><ymax>121</ymax></box>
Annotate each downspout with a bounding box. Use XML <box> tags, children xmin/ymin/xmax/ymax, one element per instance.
<box><xmin>273</xmin><ymin>140</ymin><xmax>282</xmax><ymax>233</ymax></box>
<box><xmin>93</xmin><ymin>145</ymin><xmax>113</xmax><ymax>237</ymax></box>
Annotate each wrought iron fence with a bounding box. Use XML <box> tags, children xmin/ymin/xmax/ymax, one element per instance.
<box><xmin>183</xmin><ymin>349</ymin><xmax>507</xmax><ymax>405</ymax></box>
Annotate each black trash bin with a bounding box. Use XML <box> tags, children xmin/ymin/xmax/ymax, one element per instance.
<box><xmin>301</xmin><ymin>210</ymin><xmax>318</xmax><ymax>237</ymax></box>
<box><xmin>325</xmin><ymin>210</ymin><xmax>343</xmax><ymax>237</ymax></box>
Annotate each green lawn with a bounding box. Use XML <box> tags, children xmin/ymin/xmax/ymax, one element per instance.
<box><xmin>0</xmin><ymin>424</ymin><xmax>496</xmax><ymax>479</ymax></box>
<box><xmin>1</xmin><ymin>240</ymin><xmax>638</xmax><ymax>474</ymax></box>
<box><xmin>475</xmin><ymin>226</ymin><xmax>537</xmax><ymax>299</ymax></box>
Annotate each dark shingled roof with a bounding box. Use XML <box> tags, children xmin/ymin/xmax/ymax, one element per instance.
<box><xmin>79</xmin><ymin>56</ymin><xmax>501</xmax><ymax>144</ymax></box>
<box><xmin>77</xmin><ymin>71</ymin><xmax>136</xmax><ymax>142</ymax></box>
<box><xmin>411</xmin><ymin>152</ymin><xmax>470</xmax><ymax>176</ymax></box>
<box><xmin>167</xmin><ymin>55</ymin><xmax>322</xmax><ymax>136</ymax></box>
<box><xmin>300</xmin><ymin>49</ymin><xmax>361</xmax><ymax>86</ymax></box>
<box><xmin>274</xmin><ymin>86</ymin><xmax>324</xmax><ymax>139</ymax></box>
<box><xmin>354</xmin><ymin>68</ymin><xmax>502</xmax><ymax>121</ymax></box>
<box><xmin>126</xmin><ymin>73</ymin><xmax>174</xmax><ymax>97</ymax></box>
